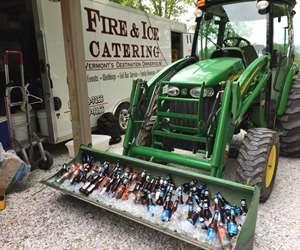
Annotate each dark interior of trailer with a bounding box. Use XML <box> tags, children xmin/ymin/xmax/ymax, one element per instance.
<box><xmin>0</xmin><ymin>0</ymin><xmax>43</xmax><ymax>116</ymax></box>
<box><xmin>171</xmin><ymin>32</ymin><xmax>183</xmax><ymax>62</ymax></box>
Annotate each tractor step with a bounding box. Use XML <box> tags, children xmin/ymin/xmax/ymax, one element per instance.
<box><xmin>158</xmin><ymin>96</ymin><xmax>198</xmax><ymax>103</ymax></box>
<box><xmin>130</xmin><ymin>145</ymin><xmax>211</xmax><ymax>171</ymax></box>
<box><xmin>152</xmin><ymin>129</ymin><xmax>207</xmax><ymax>143</ymax></box>
<box><xmin>157</xmin><ymin>111</ymin><xmax>198</xmax><ymax>121</ymax></box>
<box><xmin>168</xmin><ymin>124</ymin><xmax>199</xmax><ymax>133</ymax></box>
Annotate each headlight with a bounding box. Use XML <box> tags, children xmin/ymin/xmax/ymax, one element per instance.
<box><xmin>167</xmin><ymin>86</ymin><xmax>180</xmax><ymax>97</ymax></box>
<box><xmin>190</xmin><ymin>87</ymin><xmax>201</xmax><ymax>98</ymax></box>
<box><xmin>256</xmin><ymin>0</ymin><xmax>270</xmax><ymax>14</ymax></box>
<box><xmin>190</xmin><ymin>87</ymin><xmax>214</xmax><ymax>98</ymax></box>
<box><xmin>204</xmin><ymin>88</ymin><xmax>215</xmax><ymax>97</ymax></box>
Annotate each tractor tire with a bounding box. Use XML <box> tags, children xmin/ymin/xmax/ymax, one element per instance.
<box><xmin>278</xmin><ymin>77</ymin><xmax>300</xmax><ymax>157</ymax></box>
<box><xmin>236</xmin><ymin>128</ymin><xmax>279</xmax><ymax>202</ymax></box>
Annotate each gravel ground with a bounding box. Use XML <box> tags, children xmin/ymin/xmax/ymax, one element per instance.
<box><xmin>0</xmin><ymin>143</ymin><xmax>300</xmax><ymax>250</ymax></box>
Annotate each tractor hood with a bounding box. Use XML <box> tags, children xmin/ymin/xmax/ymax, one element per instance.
<box><xmin>169</xmin><ymin>57</ymin><xmax>244</xmax><ymax>87</ymax></box>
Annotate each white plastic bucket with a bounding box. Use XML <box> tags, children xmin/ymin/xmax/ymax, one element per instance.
<box><xmin>11</xmin><ymin>112</ymin><xmax>33</xmax><ymax>143</ymax></box>
<box><xmin>37</xmin><ymin>110</ymin><xmax>49</xmax><ymax>136</ymax></box>
<box><xmin>65</xmin><ymin>135</ymin><xmax>111</xmax><ymax>158</ymax></box>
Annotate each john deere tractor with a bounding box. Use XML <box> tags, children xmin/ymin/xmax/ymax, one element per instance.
<box><xmin>123</xmin><ymin>0</ymin><xmax>299</xmax><ymax>202</ymax></box>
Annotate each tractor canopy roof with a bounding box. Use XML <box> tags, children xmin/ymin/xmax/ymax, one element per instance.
<box><xmin>204</xmin><ymin>0</ymin><xmax>296</xmax><ymax>19</ymax></box>
<box><xmin>205</xmin><ymin>0</ymin><xmax>296</xmax><ymax>8</ymax></box>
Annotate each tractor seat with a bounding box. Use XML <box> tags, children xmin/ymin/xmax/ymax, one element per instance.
<box><xmin>241</xmin><ymin>45</ymin><xmax>258</xmax><ymax>66</ymax></box>
<box><xmin>210</xmin><ymin>47</ymin><xmax>257</xmax><ymax>67</ymax></box>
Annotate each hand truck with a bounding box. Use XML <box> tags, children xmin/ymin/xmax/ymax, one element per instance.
<box><xmin>3</xmin><ymin>50</ymin><xmax>53</xmax><ymax>170</ymax></box>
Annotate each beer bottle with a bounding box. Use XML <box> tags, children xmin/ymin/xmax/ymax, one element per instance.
<box><xmin>227</xmin><ymin>208</ymin><xmax>238</xmax><ymax>238</ymax></box>
<box><xmin>197</xmin><ymin>183</ymin><xmax>206</xmax><ymax>197</ymax></box>
<box><xmin>84</xmin><ymin>173</ymin><xmax>104</xmax><ymax>195</ymax></box>
<box><xmin>207</xmin><ymin>211</ymin><xmax>220</xmax><ymax>241</ymax></box>
<box><xmin>79</xmin><ymin>166</ymin><xmax>102</xmax><ymax>195</ymax></box>
<box><xmin>217</xmin><ymin>223</ymin><xmax>232</xmax><ymax>250</ymax></box>
<box><xmin>110</xmin><ymin>174</ymin><xmax>123</xmax><ymax>193</ymax></box>
<box><xmin>187</xmin><ymin>199</ymin><xmax>194</xmax><ymax>220</ymax></box>
<box><xmin>155</xmin><ymin>178</ymin><xmax>164</xmax><ymax>199</ymax></box>
<box><xmin>161</xmin><ymin>192</ymin><xmax>172</xmax><ymax>222</ymax></box>
<box><xmin>175</xmin><ymin>186</ymin><xmax>184</xmax><ymax>204</ymax></box>
<box><xmin>70</xmin><ymin>164</ymin><xmax>84</xmax><ymax>184</ymax></box>
<box><xmin>139</xmin><ymin>171</ymin><xmax>147</xmax><ymax>186</ymax></box>
<box><xmin>149</xmin><ymin>177</ymin><xmax>158</xmax><ymax>193</ymax></box>
<box><xmin>202</xmin><ymin>200</ymin><xmax>212</xmax><ymax>220</ymax></box>
<box><xmin>233</xmin><ymin>205</ymin><xmax>242</xmax><ymax>216</ymax></box>
<box><xmin>199</xmin><ymin>217</ymin><xmax>208</xmax><ymax>230</ymax></box>
<box><xmin>81</xmin><ymin>152</ymin><xmax>93</xmax><ymax>165</ymax></box>
<box><xmin>204</xmin><ymin>190</ymin><xmax>209</xmax><ymax>200</ymax></box>
<box><xmin>241</xmin><ymin>199</ymin><xmax>248</xmax><ymax>214</ymax></box>
<box><xmin>191</xmin><ymin>205</ymin><xmax>202</xmax><ymax>225</ymax></box>
<box><xmin>216</xmin><ymin>192</ymin><xmax>231</xmax><ymax>208</ymax></box>
<box><xmin>185</xmin><ymin>190</ymin><xmax>193</xmax><ymax>205</ymax></box>
<box><xmin>101</xmin><ymin>176</ymin><xmax>115</xmax><ymax>194</ymax></box>
<box><xmin>56</xmin><ymin>164</ymin><xmax>74</xmax><ymax>183</ymax></box>
<box><xmin>214</xmin><ymin>197</ymin><xmax>226</xmax><ymax>224</ymax></box>
<box><xmin>98</xmin><ymin>176</ymin><xmax>111</xmax><ymax>194</ymax></box>
<box><xmin>142</xmin><ymin>175</ymin><xmax>151</xmax><ymax>190</ymax></box>
<box><xmin>115</xmin><ymin>178</ymin><xmax>129</xmax><ymax>199</ymax></box>
<box><xmin>146</xmin><ymin>191</ymin><xmax>155</xmax><ymax>217</ymax></box>
<box><xmin>156</xmin><ymin>180</ymin><xmax>167</xmax><ymax>205</ymax></box>
<box><xmin>171</xmin><ymin>199</ymin><xmax>179</xmax><ymax>217</ymax></box>
<box><xmin>193</xmin><ymin>193</ymin><xmax>201</xmax><ymax>206</ymax></box>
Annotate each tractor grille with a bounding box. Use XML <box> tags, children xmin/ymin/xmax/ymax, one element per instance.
<box><xmin>161</xmin><ymin>96</ymin><xmax>216</xmax><ymax>151</ymax></box>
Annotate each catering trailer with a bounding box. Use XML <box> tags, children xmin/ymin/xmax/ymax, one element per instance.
<box><xmin>0</xmin><ymin>0</ymin><xmax>192</xmax><ymax>144</ymax></box>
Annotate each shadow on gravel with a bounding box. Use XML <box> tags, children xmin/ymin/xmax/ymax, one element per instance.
<box><xmin>55</xmin><ymin>194</ymin><xmax>196</xmax><ymax>250</ymax></box>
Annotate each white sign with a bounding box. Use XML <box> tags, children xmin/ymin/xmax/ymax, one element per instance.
<box><xmin>81</xmin><ymin>0</ymin><xmax>172</xmax><ymax>125</ymax></box>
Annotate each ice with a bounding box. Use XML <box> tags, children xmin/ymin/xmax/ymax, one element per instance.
<box><xmin>57</xmin><ymin>180</ymin><xmax>241</xmax><ymax>249</ymax></box>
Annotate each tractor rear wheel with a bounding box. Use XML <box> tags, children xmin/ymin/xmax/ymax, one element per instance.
<box><xmin>278</xmin><ymin>77</ymin><xmax>300</xmax><ymax>157</ymax></box>
<box><xmin>236</xmin><ymin>128</ymin><xmax>279</xmax><ymax>202</ymax></box>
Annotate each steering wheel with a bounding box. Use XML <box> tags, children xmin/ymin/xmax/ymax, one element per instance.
<box><xmin>223</xmin><ymin>37</ymin><xmax>251</xmax><ymax>48</ymax></box>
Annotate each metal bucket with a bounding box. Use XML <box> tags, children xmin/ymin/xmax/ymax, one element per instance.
<box><xmin>43</xmin><ymin>145</ymin><xmax>259</xmax><ymax>250</ymax></box>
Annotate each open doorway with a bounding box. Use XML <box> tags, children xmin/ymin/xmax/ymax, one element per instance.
<box><xmin>171</xmin><ymin>31</ymin><xmax>183</xmax><ymax>62</ymax></box>
<box><xmin>0</xmin><ymin>0</ymin><xmax>43</xmax><ymax>116</ymax></box>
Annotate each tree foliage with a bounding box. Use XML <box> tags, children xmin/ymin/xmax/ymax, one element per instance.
<box><xmin>110</xmin><ymin>0</ymin><xmax>194</xmax><ymax>19</ymax></box>
<box><xmin>110</xmin><ymin>0</ymin><xmax>145</xmax><ymax>10</ymax></box>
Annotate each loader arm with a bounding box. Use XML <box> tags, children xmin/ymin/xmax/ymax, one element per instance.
<box><xmin>232</xmin><ymin>55</ymin><xmax>271</xmax><ymax>127</ymax></box>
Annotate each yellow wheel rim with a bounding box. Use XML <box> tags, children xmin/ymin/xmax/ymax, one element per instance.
<box><xmin>265</xmin><ymin>145</ymin><xmax>277</xmax><ymax>188</ymax></box>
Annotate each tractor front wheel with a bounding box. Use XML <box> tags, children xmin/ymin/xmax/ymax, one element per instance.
<box><xmin>236</xmin><ymin>128</ymin><xmax>279</xmax><ymax>202</ymax></box>
<box><xmin>278</xmin><ymin>77</ymin><xmax>300</xmax><ymax>157</ymax></box>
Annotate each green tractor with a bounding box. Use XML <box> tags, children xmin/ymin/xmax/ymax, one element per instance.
<box><xmin>45</xmin><ymin>1</ymin><xmax>299</xmax><ymax>246</ymax></box>
<box><xmin>123</xmin><ymin>0</ymin><xmax>299</xmax><ymax>202</ymax></box>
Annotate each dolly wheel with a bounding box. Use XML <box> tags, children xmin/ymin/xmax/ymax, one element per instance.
<box><xmin>236</xmin><ymin>128</ymin><xmax>279</xmax><ymax>202</ymax></box>
<box><xmin>29</xmin><ymin>147</ymin><xmax>53</xmax><ymax>170</ymax></box>
<box><xmin>278</xmin><ymin>77</ymin><xmax>300</xmax><ymax>157</ymax></box>
<box><xmin>38</xmin><ymin>151</ymin><xmax>53</xmax><ymax>170</ymax></box>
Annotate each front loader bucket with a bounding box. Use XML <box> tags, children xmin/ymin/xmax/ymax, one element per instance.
<box><xmin>43</xmin><ymin>145</ymin><xmax>259</xmax><ymax>250</ymax></box>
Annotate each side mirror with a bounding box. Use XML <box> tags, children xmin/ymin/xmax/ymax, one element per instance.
<box><xmin>256</xmin><ymin>0</ymin><xmax>270</xmax><ymax>15</ymax></box>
